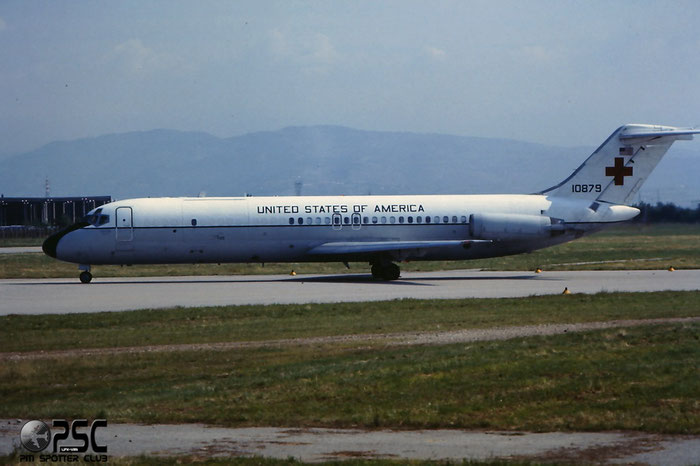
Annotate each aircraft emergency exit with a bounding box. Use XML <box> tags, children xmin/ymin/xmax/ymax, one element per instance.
<box><xmin>43</xmin><ymin>124</ymin><xmax>700</xmax><ymax>283</ymax></box>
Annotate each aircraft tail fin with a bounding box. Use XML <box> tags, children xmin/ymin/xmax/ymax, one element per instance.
<box><xmin>541</xmin><ymin>124</ymin><xmax>700</xmax><ymax>205</ymax></box>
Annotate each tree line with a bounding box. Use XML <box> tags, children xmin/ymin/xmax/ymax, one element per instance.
<box><xmin>632</xmin><ymin>202</ymin><xmax>700</xmax><ymax>223</ymax></box>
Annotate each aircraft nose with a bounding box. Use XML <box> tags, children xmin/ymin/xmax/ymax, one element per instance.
<box><xmin>42</xmin><ymin>231</ymin><xmax>61</xmax><ymax>258</ymax></box>
<box><xmin>42</xmin><ymin>222</ymin><xmax>89</xmax><ymax>259</ymax></box>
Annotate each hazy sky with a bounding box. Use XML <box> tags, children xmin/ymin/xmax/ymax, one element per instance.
<box><xmin>2</xmin><ymin>0</ymin><xmax>699</xmax><ymax>154</ymax></box>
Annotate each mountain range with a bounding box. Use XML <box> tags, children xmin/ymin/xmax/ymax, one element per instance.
<box><xmin>1</xmin><ymin>126</ymin><xmax>698</xmax><ymax>205</ymax></box>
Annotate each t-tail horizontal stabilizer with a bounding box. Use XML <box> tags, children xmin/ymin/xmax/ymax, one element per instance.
<box><xmin>541</xmin><ymin>124</ymin><xmax>700</xmax><ymax>205</ymax></box>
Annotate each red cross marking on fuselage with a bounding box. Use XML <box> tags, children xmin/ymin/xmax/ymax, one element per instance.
<box><xmin>605</xmin><ymin>157</ymin><xmax>633</xmax><ymax>186</ymax></box>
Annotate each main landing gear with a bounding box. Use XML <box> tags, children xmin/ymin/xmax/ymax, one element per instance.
<box><xmin>79</xmin><ymin>265</ymin><xmax>92</xmax><ymax>284</ymax></box>
<box><xmin>370</xmin><ymin>261</ymin><xmax>400</xmax><ymax>281</ymax></box>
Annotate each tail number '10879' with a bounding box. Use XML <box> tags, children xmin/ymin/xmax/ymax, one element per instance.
<box><xmin>571</xmin><ymin>184</ymin><xmax>602</xmax><ymax>193</ymax></box>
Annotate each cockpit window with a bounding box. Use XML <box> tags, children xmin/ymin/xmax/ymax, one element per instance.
<box><xmin>86</xmin><ymin>208</ymin><xmax>110</xmax><ymax>227</ymax></box>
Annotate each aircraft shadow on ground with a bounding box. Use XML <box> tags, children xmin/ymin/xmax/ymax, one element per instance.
<box><xmin>14</xmin><ymin>272</ymin><xmax>543</xmax><ymax>286</ymax></box>
<box><xmin>15</xmin><ymin>275</ymin><xmax>424</xmax><ymax>286</ymax></box>
<box><xmin>287</xmin><ymin>273</ymin><xmax>541</xmax><ymax>284</ymax></box>
<box><xmin>287</xmin><ymin>274</ymin><xmax>429</xmax><ymax>285</ymax></box>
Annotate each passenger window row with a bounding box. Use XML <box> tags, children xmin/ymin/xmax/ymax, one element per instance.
<box><xmin>288</xmin><ymin>215</ymin><xmax>468</xmax><ymax>225</ymax></box>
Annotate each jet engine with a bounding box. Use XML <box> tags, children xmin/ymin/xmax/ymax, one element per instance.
<box><xmin>469</xmin><ymin>213</ymin><xmax>563</xmax><ymax>240</ymax></box>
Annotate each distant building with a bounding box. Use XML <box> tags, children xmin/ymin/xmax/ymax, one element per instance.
<box><xmin>0</xmin><ymin>196</ymin><xmax>112</xmax><ymax>227</ymax></box>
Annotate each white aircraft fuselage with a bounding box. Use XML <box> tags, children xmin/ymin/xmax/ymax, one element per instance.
<box><xmin>48</xmin><ymin>194</ymin><xmax>637</xmax><ymax>264</ymax></box>
<box><xmin>42</xmin><ymin>124</ymin><xmax>699</xmax><ymax>282</ymax></box>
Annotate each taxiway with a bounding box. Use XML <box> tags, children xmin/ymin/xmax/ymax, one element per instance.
<box><xmin>1</xmin><ymin>420</ymin><xmax>698</xmax><ymax>464</ymax></box>
<box><xmin>1</xmin><ymin>269</ymin><xmax>698</xmax><ymax>315</ymax></box>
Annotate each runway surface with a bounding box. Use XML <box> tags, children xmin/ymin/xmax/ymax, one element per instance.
<box><xmin>1</xmin><ymin>269</ymin><xmax>698</xmax><ymax>315</ymax></box>
<box><xmin>0</xmin><ymin>246</ymin><xmax>42</xmax><ymax>254</ymax></box>
<box><xmin>1</xmin><ymin>421</ymin><xmax>698</xmax><ymax>464</ymax></box>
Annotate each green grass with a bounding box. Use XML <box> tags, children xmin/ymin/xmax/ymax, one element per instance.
<box><xmin>2</xmin><ymin>291</ymin><xmax>699</xmax><ymax>353</ymax></box>
<box><xmin>1</xmin><ymin>291</ymin><xmax>699</xmax><ymax>434</ymax></box>
<box><xmin>471</xmin><ymin>223</ymin><xmax>700</xmax><ymax>271</ymax></box>
<box><xmin>0</xmin><ymin>237</ymin><xmax>45</xmax><ymax>247</ymax></box>
<box><xmin>1</xmin><ymin>223</ymin><xmax>699</xmax><ymax>279</ymax></box>
<box><xmin>1</xmin><ymin>323</ymin><xmax>697</xmax><ymax>434</ymax></box>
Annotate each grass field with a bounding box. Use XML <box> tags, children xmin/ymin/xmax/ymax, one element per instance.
<box><xmin>2</xmin><ymin>291</ymin><xmax>698</xmax><ymax>435</ymax></box>
<box><xmin>1</xmin><ymin>223</ymin><xmax>699</xmax><ymax>279</ymax></box>
<box><xmin>0</xmin><ymin>237</ymin><xmax>47</xmax><ymax>247</ymax></box>
<box><xmin>1</xmin><ymin>291</ymin><xmax>699</xmax><ymax>353</ymax></box>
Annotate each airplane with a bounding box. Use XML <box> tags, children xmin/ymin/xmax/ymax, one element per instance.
<box><xmin>42</xmin><ymin>124</ymin><xmax>699</xmax><ymax>283</ymax></box>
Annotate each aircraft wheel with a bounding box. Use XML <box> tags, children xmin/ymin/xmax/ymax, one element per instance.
<box><xmin>79</xmin><ymin>271</ymin><xmax>93</xmax><ymax>284</ymax></box>
<box><xmin>371</xmin><ymin>262</ymin><xmax>400</xmax><ymax>280</ymax></box>
<box><xmin>382</xmin><ymin>263</ymin><xmax>400</xmax><ymax>281</ymax></box>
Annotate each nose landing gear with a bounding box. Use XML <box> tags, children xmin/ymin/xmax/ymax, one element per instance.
<box><xmin>78</xmin><ymin>265</ymin><xmax>92</xmax><ymax>284</ymax></box>
<box><xmin>370</xmin><ymin>261</ymin><xmax>401</xmax><ymax>281</ymax></box>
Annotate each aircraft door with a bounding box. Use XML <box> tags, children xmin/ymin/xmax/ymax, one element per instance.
<box><xmin>115</xmin><ymin>207</ymin><xmax>133</xmax><ymax>241</ymax></box>
<box><xmin>351</xmin><ymin>212</ymin><xmax>362</xmax><ymax>230</ymax></box>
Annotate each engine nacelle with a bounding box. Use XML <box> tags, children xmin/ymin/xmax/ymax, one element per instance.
<box><xmin>469</xmin><ymin>213</ymin><xmax>556</xmax><ymax>240</ymax></box>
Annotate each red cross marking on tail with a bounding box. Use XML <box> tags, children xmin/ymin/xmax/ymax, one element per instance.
<box><xmin>605</xmin><ymin>157</ymin><xmax>633</xmax><ymax>186</ymax></box>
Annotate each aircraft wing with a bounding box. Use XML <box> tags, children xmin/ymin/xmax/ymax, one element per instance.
<box><xmin>307</xmin><ymin>240</ymin><xmax>491</xmax><ymax>255</ymax></box>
